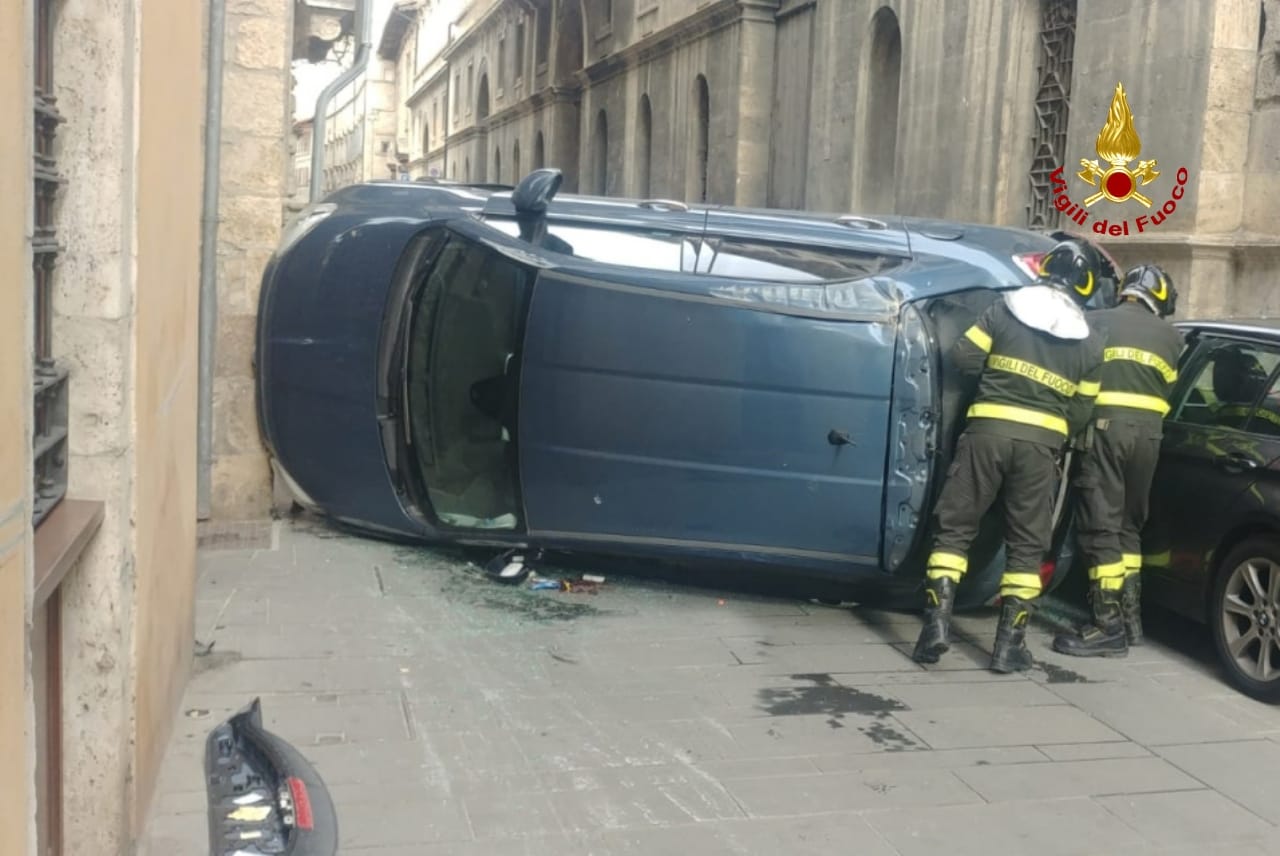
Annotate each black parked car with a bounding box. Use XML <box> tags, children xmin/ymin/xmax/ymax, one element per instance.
<box><xmin>1141</xmin><ymin>319</ymin><xmax>1280</xmax><ymax>702</ymax></box>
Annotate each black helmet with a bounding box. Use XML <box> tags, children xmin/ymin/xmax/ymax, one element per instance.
<box><xmin>1119</xmin><ymin>263</ymin><xmax>1178</xmax><ymax>317</ymax></box>
<box><xmin>1037</xmin><ymin>239</ymin><xmax>1104</xmax><ymax>307</ymax></box>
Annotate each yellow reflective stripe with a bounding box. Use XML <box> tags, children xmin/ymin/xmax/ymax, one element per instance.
<box><xmin>1100</xmin><ymin>577</ymin><xmax>1125</xmax><ymax>591</ymax></box>
<box><xmin>1122</xmin><ymin>553</ymin><xmax>1141</xmax><ymax>569</ymax></box>
<box><xmin>1095</xmin><ymin>391</ymin><xmax>1171</xmax><ymax>415</ymax></box>
<box><xmin>1124</xmin><ymin>566</ymin><xmax>1141</xmax><ymax>579</ymax></box>
<box><xmin>1089</xmin><ymin>561</ymin><xmax>1127</xmax><ymax>580</ymax></box>
<box><xmin>1143</xmin><ymin>550</ymin><xmax>1171</xmax><ymax>567</ymax></box>
<box><xmin>1001</xmin><ymin>571</ymin><xmax>1042</xmax><ymax>600</ymax></box>
<box><xmin>986</xmin><ymin>354</ymin><xmax>1078</xmax><ymax>397</ymax></box>
<box><xmin>965</xmin><ymin>325</ymin><xmax>992</xmax><ymax>353</ymax></box>
<box><xmin>967</xmin><ymin>403</ymin><xmax>1069</xmax><ymax>436</ymax></box>
<box><xmin>927</xmin><ymin>568</ymin><xmax>963</xmax><ymax>583</ymax></box>
<box><xmin>1103</xmin><ymin>347</ymin><xmax>1177</xmax><ymax>383</ymax></box>
<box><xmin>1253</xmin><ymin>409</ymin><xmax>1280</xmax><ymax>428</ymax></box>
<box><xmin>927</xmin><ymin>551</ymin><xmax>968</xmax><ymax>573</ymax></box>
<box><xmin>1001</xmin><ymin>572</ymin><xmax>1043</xmax><ymax>590</ymax></box>
<box><xmin>1078</xmin><ymin>380</ymin><xmax>1101</xmax><ymax>397</ymax></box>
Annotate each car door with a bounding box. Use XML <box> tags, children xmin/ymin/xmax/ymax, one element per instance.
<box><xmin>1143</xmin><ymin>333</ymin><xmax>1280</xmax><ymax>610</ymax></box>
<box><xmin>513</xmin><ymin>231</ymin><xmax>904</xmax><ymax>567</ymax></box>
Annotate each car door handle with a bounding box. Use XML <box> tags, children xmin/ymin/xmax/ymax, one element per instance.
<box><xmin>1216</xmin><ymin>452</ymin><xmax>1259</xmax><ymax>472</ymax></box>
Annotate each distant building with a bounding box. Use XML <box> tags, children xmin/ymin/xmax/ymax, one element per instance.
<box><xmin>370</xmin><ymin>0</ymin><xmax>1279</xmax><ymax>318</ymax></box>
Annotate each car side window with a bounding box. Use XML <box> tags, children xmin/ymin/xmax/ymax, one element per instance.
<box><xmin>478</xmin><ymin>216</ymin><xmax>699</xmax><ymax>273</ymax></box>
<box><xmin>1171</xmin><ymin>339</ymin><xmax>1280</xmax><ymax>432</ymax></box>
<box><xmin>1247</xmin><ymin>367</ymin><xmax>1280</xmax><ymax>437</ymax></box>
<box><xmin>696</xmin><ymin>236</ymin><xmax>896</xmax><ymax>283</ymax></box>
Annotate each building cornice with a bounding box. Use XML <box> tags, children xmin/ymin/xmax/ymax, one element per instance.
<box><xmin>580</xmin><ymin>0</ymin><xmax>741</xmax><ymax>87</ymax></box>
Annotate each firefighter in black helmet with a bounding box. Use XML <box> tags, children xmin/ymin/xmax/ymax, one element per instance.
<box><xmin>913</xmin><ymin>239</ymin><xmax>1106</xmax><ymax>673</ymax></box>
<box><xmin>1053</xmin><ymin>263</ymin><xmax>1183</xmax><ymax>657</ymax></box>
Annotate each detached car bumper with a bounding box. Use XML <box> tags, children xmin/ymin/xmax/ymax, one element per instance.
<box><xmin>205</xmin><ymin>698</ymin><xmax>338</xmax><ymax>855</ymax></box>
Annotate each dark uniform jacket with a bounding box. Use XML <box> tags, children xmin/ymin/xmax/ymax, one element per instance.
<box><xmin>1088</xmin><ymin>300</ymin><xmax>1184</xmax><ymax>430</ymax></box>
<box><xmin>953</xmin><ymin>285</ymin><xmax>1107</xmax><ymax>448</ymax></box>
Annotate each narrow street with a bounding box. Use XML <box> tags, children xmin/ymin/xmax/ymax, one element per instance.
<box><xmin>141</xmin><ymin>517</ymin><xmax>1280</xmax><ymax>855</ymax></box>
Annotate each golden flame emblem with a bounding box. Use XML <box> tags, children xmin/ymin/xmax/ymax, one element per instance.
<box><xmin>1077</xmin><ymin>82</ymin><xmax>1160</xmax><ymax>208</ymax></box>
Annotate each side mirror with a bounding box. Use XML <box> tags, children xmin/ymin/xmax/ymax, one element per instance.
<box><xmin>512</xmin><ymin>168</ymin><xmax>563</xmax><ymax>216</ymax></box>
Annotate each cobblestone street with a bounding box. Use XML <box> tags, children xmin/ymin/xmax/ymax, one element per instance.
<box><xmin>140</xmin><ymin>517</ymin><xmax>1280</xmax><ymax>855</ymax></box>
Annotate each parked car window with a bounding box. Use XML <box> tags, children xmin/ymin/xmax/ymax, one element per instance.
<box><xmin>479</xmin><ymin>216</ymin><xmax>699</xmax><ymax>272</ymax></box>
<box><xmin>698</xmin><ymin>236</ymin><xmax>897</xmax><ymax>283</ymax></box>
<box><xmin>1172</xmin><ymin>339</ymin><xmax>1280</xmax><ymax>432</ymax></box>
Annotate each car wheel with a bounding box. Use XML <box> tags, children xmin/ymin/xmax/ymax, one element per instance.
<box><xmin>1209</xmin><ymin>537</ymin><xmax>1280</xmax><ymax>704</ymax></box>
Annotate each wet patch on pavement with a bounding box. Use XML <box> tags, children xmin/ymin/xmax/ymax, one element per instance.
<box><xmin>1036</xmin><ymin>661</ymin><xmax>1094</xmax><ymax>684</ymax></box>
<box><xmin>860</xmin><ymin>717</ymin><xmax>920</xmax><ymax>752</ymax></box>
<box><xmin>758</xmin><ymin>673</ymin><xmax>908</xmax><ymax>720</ymax></box>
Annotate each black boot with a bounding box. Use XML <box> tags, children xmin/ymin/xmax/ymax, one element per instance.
<box><xmin>1052</xmin><ymin>582</ymin><xmax>1128</xmax><ymax>657</ymax></box>
<box><xmin>1120</xmin><ymin>574</ymin><xmax>1143</xmax><ymax>646</ymax></box>
<box><xmin>912</xmin><ymin>577</ymin><xmax>957</xmax><ymax>664</ymax></box>
<box><xmin>990</xmin><ymin>596</ymin><xmax>1035</xmax><ymax>673</ymax></box>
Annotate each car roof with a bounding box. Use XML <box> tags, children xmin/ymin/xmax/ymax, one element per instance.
<box><xmin>1176</xmin><ymin>319</ymin><xmax>1280</xmax><ymax>341</ymax></box>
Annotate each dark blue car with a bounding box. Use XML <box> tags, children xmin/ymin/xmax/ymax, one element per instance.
<box><xmin>255</xmin><ymin>169</ymin><xmax>1105</xmax><ymax>608</ymax></box>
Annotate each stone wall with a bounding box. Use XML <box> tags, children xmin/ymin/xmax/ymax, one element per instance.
<box><xmin>52</xmin><ymin>1</ymin><xmax>143</xmax><ymax>846</ymax></box>
<box><xmin>37</xmin><ymin>0</ymin><xmax>204</xmax><ymax>850</ymax></box>
<box><xmin>131</xmin><ymin>0</ymin><xmax>203</xmax><ymax>831</ymax></box>
<box><xmin>211</xmin><ymin>0</ymin><xmax>295</xmax><ymax>519</ymax></box>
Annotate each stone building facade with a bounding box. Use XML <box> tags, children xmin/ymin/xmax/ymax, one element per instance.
<box><xmin>316</xmin><ymin>52</ymin><xmax>402</xmax><ymax>191</ymax></box>
<box><xmin>376</xmin><ymin>0</ymin><xmax>1277</xmax><ymax>320</ymax></box>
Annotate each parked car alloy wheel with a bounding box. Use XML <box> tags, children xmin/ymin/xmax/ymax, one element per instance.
<box><xmin>1210</xmin><ymin>537</ymin><xmax>1280</xmax><ymax>704</ymax></box>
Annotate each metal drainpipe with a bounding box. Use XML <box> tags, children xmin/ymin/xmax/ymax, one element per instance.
<box><xmin>311</xmin><ymin>0</ymin><xmax>373</xmax><ymax>202</ymax></box>
<box><xmin>196</xmin><ymin>0</ymin><xmax>226</xmax><ymax>520</ymax></box>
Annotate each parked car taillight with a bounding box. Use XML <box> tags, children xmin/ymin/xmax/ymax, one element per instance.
<box><xmin>1040</xmin><ymin>559</ymin><xmax>1056</xmax><ymax>589</ymax></box>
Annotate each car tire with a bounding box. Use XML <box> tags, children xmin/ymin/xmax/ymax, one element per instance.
<box><xmin>1209</xmin><ymin>536</ymin><xmax>1280</xmax><ymax>704</ymax></box>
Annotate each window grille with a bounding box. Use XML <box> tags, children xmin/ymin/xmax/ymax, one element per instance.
<box><xmin>33</xmin><ymin>0</ymin><xmax>69</xmax><ymax>528</ymax></box>
<box><xmin>1026</xmin><ymin>0</ymin><xmax>1077</xmax><ymax>230</ymax></box>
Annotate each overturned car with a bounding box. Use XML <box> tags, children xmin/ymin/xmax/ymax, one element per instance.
<box><xmin>254</xmin><ymin>169</ymin><xmax>1113</xmax><ymax>608</ymax></box>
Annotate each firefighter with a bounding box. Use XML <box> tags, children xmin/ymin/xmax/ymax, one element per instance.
<box><xmin>913</xmin><ymin>240</ymin><xmax>1107</xmax><ymax>673</ymax></box>
<box><xmin>1053</xmin><ymin>264</ymin><xmax>1183</xmax><ymax>657</ymax></box>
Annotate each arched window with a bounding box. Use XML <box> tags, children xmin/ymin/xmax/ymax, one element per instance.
<box><xmin>476</xmin><ymin>73</ymin><xmax>490</xmax><ymax>120</ymax></box>
<box><xmin>637</xmin><ymin>94</ymin><xmax>653</xmax><ymax>198</ymax></box>
<box><xmin>513</xmin><ymin>139</ymin><xmax>521</xmax><ymax>179</ymax></box>
<box><xmin>534</xmin><ymin>131</ymin><xmax>545</xmax><ymax>170</ymax></box>
<box><xmin>693</xmin><ymin>75</ymin><xmax>709</xmax><ymax>203</ymax></box>
<box><xmin>421</xmin><ymin>120</ymin><xmax>429</xmax><ymax>157</ymax></box>
<box><xmin>465</xmin><ymin>157</ymin><xmax>471</xmax><ymax>182</ymax></box>
<box><xmin>861</xmin><ymin>7</ymin><xmax>902</xmax><ymax>212</ymax></box>
<box><xmin>494</xmin><ymin>146</ymin><xmax>502</xmax><ymax>183</ymax></box>
<box><xmin>594</xmin><ymin>109</ymin><xmax>609</xmax><ymax>195</ymax></box>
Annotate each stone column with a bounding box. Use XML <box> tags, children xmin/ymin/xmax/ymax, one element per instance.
<box><xmin>548</xmin><ymin>86</ymin><xmax>583</xmax><ymax>192</ymax></box>
<box><xmin>53</xmin><ymin>1</ymin><xmax>140</xmax><ymax>848</ymax></box>
<box><xmin>211</xmin><ymin>0</ymin><xmax>295</xmax><ymax>518</ymax></box>
<box><xmin>734</xmin><ymin>0</ymin><xmax>779</xmax><ymax>207</ymax></box>
<box><xmin>1176</xmin><ymin>0</ymin><xmax>1258</xmax><ymax>317</ymax></box>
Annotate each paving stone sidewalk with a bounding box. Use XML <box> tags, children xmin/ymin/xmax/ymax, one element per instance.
<box><xmin>139</xmin><ymin>516</ymin><xmax>1280</xmax><ymax>855</ymax></box>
